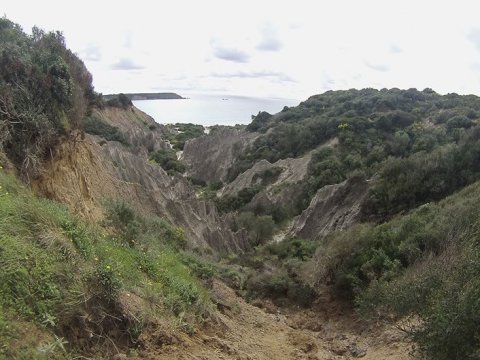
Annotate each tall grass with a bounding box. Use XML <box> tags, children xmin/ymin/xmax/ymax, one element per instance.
<box><xmin>0</xmin><ymin>170</ymin><xmax>212</xmax><ymax>358</ymax></box>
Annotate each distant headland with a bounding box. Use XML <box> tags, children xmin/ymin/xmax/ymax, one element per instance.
<box><xmin>103</xmin><ymin>92</ymin><xmax>185</xmax><ymax>101</ymax></box>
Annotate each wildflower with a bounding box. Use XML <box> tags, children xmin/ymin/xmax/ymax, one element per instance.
<box><xmin>106</xmin><ymin>265</ymin><xmax>111</xmax><ymax>270</ymax></box>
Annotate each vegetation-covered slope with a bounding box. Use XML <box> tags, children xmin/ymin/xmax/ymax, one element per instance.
<box><xmin>315</xmin><ymin>178</ymin><xmax>480</xmax><ymax>359</ymax></box>
<box><xmin>0</xmin><ymin>167</ymin><xmax>213</xmax><ymax>358</ymax></box>
<box><xmin>224</xmin><ymin>88</ymin><xmax>480</xmax><ymax>219</ymax></box>
<box><xmin>0</xmin><ymin>17</ymin><xmax>99</xmax><ymax>180</ymax></box>
<box><xmin>3</xmin><ymin>14</ymin><xmax>480</xmax><ymax>360</ymax></box>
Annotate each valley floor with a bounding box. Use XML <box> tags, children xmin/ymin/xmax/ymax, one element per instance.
<box><xmin>135</xmin><ymin>281</ymin><xmax>412</xmax><ymax>360</ymax></box>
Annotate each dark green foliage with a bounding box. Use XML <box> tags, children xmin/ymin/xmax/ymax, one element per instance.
<box><xmin>315</xmin><ymin>180</ymin><xmax>480</xmax><ymax>358</ymax></box>
<box><xmin>83</xmin><ymin>116</ymin><xmax>129</xmax><ymax>145</ymax></box>
<box><xmin>165</xmin><ymin>123</ymin><xmax>205</xmax><ymax>150</ymax></box>
<box><xmin>215</xmin><ymin>186</ymin><xmax>260</xmax><ymax>213</ymax></box>
<box><xmin>246</xmin><ymin>111</ymin><xmax>273</xmax><ymax>132</ymax></box>
<box><xmin>252</xmin><ymin>166</ymin><xmax>282</xmax><ymax>186</ymax></box>
<box><xmin>105</xmin><ymin>93</ymin><xmax>132</xmax><ymax>109</ymax></box>
<box><xmin>229</xmin><ymin>88</ymin><xmax>480</xmax><ymax>216</ymax></box>
<box><xmin>262</xmin><ymin>237</ymin><xmax>316</xmax><ymax>261</ymax></box>
<box><xmin>237</xmin><ymin>211</ymin><xmax>275</xmax><ymax>246</ymax></box>
<box><xmin>149</xmin><ymin>149</ymin><xmax>186</xmax><ymax>175</ymax></box>
<box><xmin>0</xmin><ymin>17</ymin><xmax>96</xmax><ymax>179</ymax></box>
<box><xmin>362</xmin><ymin>126</ymin><xmax>480</xmax><ymax>220</ymax></box>
<box><xmin>243</xmin><ymin>239</ymin><xmax>316</xmax><ymax>307</ymax></box>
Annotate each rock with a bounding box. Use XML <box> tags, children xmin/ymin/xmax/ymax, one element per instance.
<box><xmin>183</xmin><ymin>127</ymin><xmax>258</xmax><ymax>184</ymax></box>
<box><xmin>34</xmin><ymin>108</ymin><xmax>249</xmax><ymax>255</ymax></box>
<box><xmin>112</xmin><ymin>354</ymin><xmax>128</xmax><ymax>360</ymax></box>
<box><xmin>221</xmin><ymin>153</ymin><xmax>312</xmax><ymax>213</ymax></box>
<box><xmin>289</xmin><ymin>174</ymin><xmax>369</xmax><ymax>241</ymax></box>
<box><xmin>348</xmin><ymin>343</ymin><xmax>367</xmax><ymax>358</ymax></box>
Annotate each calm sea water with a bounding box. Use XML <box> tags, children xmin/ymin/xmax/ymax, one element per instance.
<box><xmin>133</xmin><ymin>94</ymin><xmax>300</xmax><ymax>126</ymax></box>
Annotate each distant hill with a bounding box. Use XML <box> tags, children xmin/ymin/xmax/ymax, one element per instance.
<box><xmin>104</xmin><ymin>92</ymin><xmax>185</xmax><ymax>101</ymax></box>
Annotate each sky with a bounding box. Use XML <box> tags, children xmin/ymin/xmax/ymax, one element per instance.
<box><xmin>3</xmin><ymin>0</ymin><xmax>480</xmax><ymax>100</ymax></box>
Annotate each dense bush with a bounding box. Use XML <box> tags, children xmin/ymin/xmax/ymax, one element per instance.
<box><xmin>314</xmin><ymin>180</ymin><xmax>480</xmax><ymax>358</ymax></box>
<box><xmin>227</xmin><ymin>88</ymin><xmax>480</xmax><ymax>217</ymax></box>
<box><xmin>362</xmin><ymin>126</ymin><xmax>480</xmax><ymax>220</ymax></box>
<box><xmin>105</xmin><ymin>93</ymin><xmax>132</xmax><ymax>108</ymax></box>
<box><xmin>165</xmin><ymin>123</ymin><xmax>205</xmax><ymax>150</ymax></box>
<box><xmin>237</xmin><ymin>211</ymin><xmax>275</xmax><ymax>246</ymax></box>
<box><xmin>149</xmin><ymin>149</ymin><xmax>186</xmax><ymax>175</ymax></box>
<box><xmin>215</xmin><ymin>186</ymin><xmax>260</xmax><ymax>213</ymax></box>
<box><xmin>83</xmin><ymin>116</ymin><xmax>129</xmax><ymax>145</ymax></box>
<box><xmin>0</xmin><ymin>18</ymin><xmax>96</xmax><ymax>179</ymax></box>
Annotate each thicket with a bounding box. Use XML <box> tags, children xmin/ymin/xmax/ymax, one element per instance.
<box><xmin>149</xmin><ymin>148</ymin><xmax>186</xmax><ymax>175</ymax></box>
<box><xmin>315</xmin><ymin>181</ymin><xmax>480</xmax><ymax>359</ymax></box>
<box><xmin>237</xmin><ymin>237</ymin><xmax>317</xmax><ymax>307</ymax></box>
<box><xmin>228</xmin><ymin>88</ymin><xmax>480</xmax><ymax>218</ymax></box>
<box><xmin>164</xmin><ymin>123</ymin><xmax>205</xmax><ymax>150</ymax></box>
<box><xmin>83</xmin><ymin>115</ymin><xmax>130</xmax><ymax>145</ymax></box>
<box><xmin>105</xmin><ymin>93</ymin><xmax>132</xmax><ymax>109</ymax></box>
<box><xmin>0</xmin><ymin>18</ymin><xmax>97</xmax><ymax>179</ymax></box>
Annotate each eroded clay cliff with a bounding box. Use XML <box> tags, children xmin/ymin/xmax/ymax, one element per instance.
<box><xmin>182</xmin><ymin>127</ymin><xmax>259</xmax><ymax>184</ymax></box>
<box><xmin>33</xmin><ymin>107</ymin><xmax>248</xmax><ymax>254</ymax></box>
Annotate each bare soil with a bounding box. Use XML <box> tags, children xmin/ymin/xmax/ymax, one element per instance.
<box><xmin>132</xmin><ymin>280</ymin><xmax>413</xmax><ymax>360</ymax></box>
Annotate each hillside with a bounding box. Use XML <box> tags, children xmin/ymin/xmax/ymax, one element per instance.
<box><xmin>182</xmin><ymin>88</ymin><xmax>480</xmax><ymax>359</ymax></box>
<box><xmin>104</xmin><ymin>92</ymin><xmax>185</xmax><ymax>101</ymax></box>
<box><xmin>2</xmin><ymin>16</ymin><xmax>480</xmax><ymax>360</ymax></box>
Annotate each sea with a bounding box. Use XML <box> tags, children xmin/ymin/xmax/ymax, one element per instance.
<box><xmin>133</xmin><ymin>94</ymin><xmax>300</xmax><ymax>126</ymax></box>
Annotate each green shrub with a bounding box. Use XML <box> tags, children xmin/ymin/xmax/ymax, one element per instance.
<box><xmin>149</xmin><ymin>149</ymin><xmax>186</xmax><ymax>175</ymax></box>
<box><xmin>314</xmin><ymin>180</ymin><xmax>480</xmax><ymax>358</ymax></box>
<box><xmin>166</xmin><ymin>123</ymin><xmax>205</xmax><ymax>150</ymax></box>
<box><xmin>237</xmin><ymin>211</ymin><xmax>275</xmax><ymax>246</ymax></box>
<box><xmin>262</xmin><ymin>237</ymin><xmax>316</xmax><ymax>261</ymax></box>
<box><xmin>0</xmin><ymin>18</ymin><xmax>96</xmax><ymax>179</ymax></box>
<box><xmin>245</xmin><ymin>269</ymin><xmax>315</xmax><ymax>307</ymax></box>
<box><xmin>215</xmin><ymin>186</ymin><xmax>260</xmax><ymax>213</ymax></box>
<box><xmin>83</xmin><ymin>116</ymin><xmax>129</xmax><ymax>145</ymax></box>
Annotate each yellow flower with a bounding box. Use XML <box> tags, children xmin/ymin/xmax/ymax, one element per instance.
<box><xmin>106</xmin><ymin>265</ymin><xmax>111</xmax><ymax>270</ymax></box>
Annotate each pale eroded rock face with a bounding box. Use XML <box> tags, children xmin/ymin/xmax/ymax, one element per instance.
<box><xmin>221</xmin><ymin>153</ymin><xmax>312</xmax><ymax>214</ymax></box>
<box><xmin>182</xmin><ymin>128</ymin><xmax>259</xmax><ymax>184</ymax></box>
<box><xmin>34</xmin><ymin>108</ymin><xmax>248</xmax><ymax>254</ymax></box>
<box><xmin>288</xmin><ymin>175</ymin><xmax>369</xmax><ymax>241</ymax></box>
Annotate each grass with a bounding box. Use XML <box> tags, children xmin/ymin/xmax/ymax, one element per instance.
<box><xmin>0</xmin><ymin>169</ymin><xmax>213</xmax><ymax>358</ymax></box>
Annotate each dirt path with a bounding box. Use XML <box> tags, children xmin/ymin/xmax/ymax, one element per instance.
<box><xmin>133</xmin><ymin>280</ymin><xmax>412</xmax><ymax>360</ymax></box>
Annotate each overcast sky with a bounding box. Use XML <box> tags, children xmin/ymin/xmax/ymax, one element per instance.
<box><xmin>4</xmin><ymin>0</ymin><xmax>480</xmax><ymax>99</ymax></box>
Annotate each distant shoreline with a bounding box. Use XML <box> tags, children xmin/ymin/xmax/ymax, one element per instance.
<box><xmin>104</xmin><ymin>92</ymin><xmax>185</xmax><ymax>101</ymax></box>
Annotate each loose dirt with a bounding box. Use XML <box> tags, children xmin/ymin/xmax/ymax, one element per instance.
<box><xmin>134</xmin><ymin>280</ymin><xmax>412</xmax><ymax>360</ymax></box>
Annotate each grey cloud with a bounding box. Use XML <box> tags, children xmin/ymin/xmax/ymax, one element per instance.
<box><xmin>365</xmin><ymin>61</ymin><xmax>390</xmax><ymax>72</ymax></box>
<box><xmin>213</xmin><ymin>45</ymin><xmax>249</xmax><ymax>63</ymax></box>
<box><xmin>82</xmin><ymin>44</ymin><xmax>101</xmax><ymax>61</ymax></box>
<box><xmin>111</xmin><ymin>58</ymin><xmax>145</xmax><ymax>70</ymax></box>
<box><xmin>390</xmin><ymin>45</ymin><xmax>402</xmax><ymax>54</ymax></box>
<box><xmin>124</xmin><ymin>32</ymin><xmax>133</xmax><ymax>48</ymax></box>
<box><xmin>256</xmin><ymin>23</ymin><xmax>283</xmax><ymax>51</ymax></box>
<box><xmin>211</xmin><ymin>70</ymin><xmax>295</xmax><ymax>82</ymax></box>
<box><xmin>468</xmin><ymin>29</ymin><xmax>480</xmax><ymax>51</ymax></box>
<box><xmin>471</xmin><ymin>63</ymin><xmax>480</xmax><ymax>71</ymax></box>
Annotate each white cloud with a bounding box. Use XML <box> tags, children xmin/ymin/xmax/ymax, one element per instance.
<box><xmin>3</xmin><ymin>0</ymin><xmax>480</xmax><ymax>98</ymax></box>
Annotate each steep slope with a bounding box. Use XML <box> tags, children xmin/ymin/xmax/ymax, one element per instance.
<box><xmin>183</xmin><ymin>127</ymin><xmax>259</xmax><ymax>184</ymax></box>
<box><xmin>288</xmin><ymin>174</ymin><xmax>369</xmax><ymax>241</ymax></box>
<box><xmin>33</xmin><ymin>107</ymin><xmax>248</xmax><ymax>254</ymax></box>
